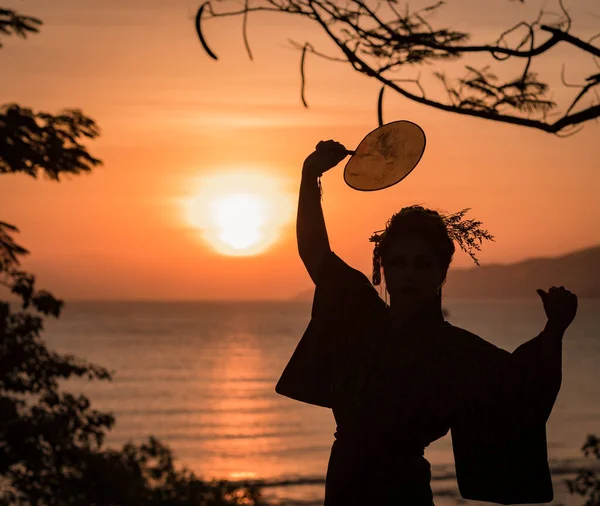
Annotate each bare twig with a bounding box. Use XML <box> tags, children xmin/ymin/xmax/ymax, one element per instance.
<box><xmin>377</xmin><ymin>85</ymin><xmax>384</xmax><ymax>126</ymax></box>
<box><xmin>196</xmin><ymin>3</ymin><xmax>218</xmax><ymax>60</ymax></box>
<box><xmin>554</xmin><ymin>124</ymin><xmax>585</xmax><ymax>137</ymax></box>
<box><xmin>242</xmin><ymin>0</ymin><xmax>253</xmax><ymax>60</ymax></box>
<box><xmin>300</xmin><ymin>42</ymin><xmax>310</xmax><ymax>107</ymax></box>
<box><xmin>558</xmin><ymin>0</ymin><xmax>572</xmax><ymax>32</ymax></box>
<box><xmin>288</xmin><ymin>39</ymin><xmax>347</xmax><ymax>62</ymax></box>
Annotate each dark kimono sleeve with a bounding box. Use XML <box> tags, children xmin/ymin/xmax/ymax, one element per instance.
<box><xmin>275</xmin><ymin>250</ymin><xmax>382</xmax><ymax>408</ymax></box>
<box><xmin>450</xmin><ymin>329</ymin><xmax>562</xmax><ymax>505</ymax></box>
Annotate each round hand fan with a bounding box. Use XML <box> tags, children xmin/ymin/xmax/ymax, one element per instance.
<box><xmin>343</xmin><ymin>120</ymin><xmax>426</xmax><ymax>191</ymax></box>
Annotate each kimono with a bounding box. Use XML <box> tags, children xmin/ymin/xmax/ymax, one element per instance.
<box><xmin>275</xmin><ymin>251</ymin><xmax>562</xmax><ymax>505</ymax></box>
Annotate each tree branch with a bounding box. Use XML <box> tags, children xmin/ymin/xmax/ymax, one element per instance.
<box><xmin>196</xmin><ymin>0</ymin><xmax>600</xmax><ymax>134</ymax></box>
<box><xmin>540</xmin><ymin>25</ymin><xmax>600</xmax><ymax>58</ymax></box>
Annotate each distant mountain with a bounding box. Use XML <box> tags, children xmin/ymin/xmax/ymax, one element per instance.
<box><xmin>292</xmin><ymin>245</ymin><xmax>600</xmax><ymax>300</ymax></box>
<box><xmin>444</xmin><ymin>245</ymin><xmax>600</xmax><ymax>298</ymax></box>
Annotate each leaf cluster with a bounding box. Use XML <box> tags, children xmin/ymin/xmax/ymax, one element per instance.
<box><xmin>565</xmin><ymin>435</ymin><xmax>600</xmax><ymax>506</ymax></box>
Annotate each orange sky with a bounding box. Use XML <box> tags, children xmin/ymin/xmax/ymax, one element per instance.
<box><xmin>1</xmin><ymin>0</ymin><xmax>599</xmax><ymax>300</ymax></box>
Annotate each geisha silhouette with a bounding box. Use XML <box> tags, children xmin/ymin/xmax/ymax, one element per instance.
<box><xmin>275</xmin><ymin>126</ymin><xmax>578</xmax><ymax>506</ymax></box>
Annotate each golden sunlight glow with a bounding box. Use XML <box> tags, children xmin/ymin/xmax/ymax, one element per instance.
<box><xmin>181</xmin><ymin>169</ymin><xmax>294</xmax><ymax>256</ymax></box>
<box><xmin>212</xmin><ymin>193</ymin><xmax>266</xmax><ymax>251</ymax></box>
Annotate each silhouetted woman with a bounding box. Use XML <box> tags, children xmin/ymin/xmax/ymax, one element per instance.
<box><xmin>276</xmin><ymin>140</ymin><xmax>578</xmax><ymax>505</ymax></box>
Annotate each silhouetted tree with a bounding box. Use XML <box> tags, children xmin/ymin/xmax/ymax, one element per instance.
<box><xmin>196</xmin><ymin>0</ymin><xmax>600</xmax><ymax>134</ymax></box>
<box><xmin>566</xmin><ymin>435</ymin><xmax>600</xmax><ymax>506</ymax></box>
<box><xmin>1</xmin><ymin>8</ymin><xmax>265</xmax><ymax>505</ymax></box>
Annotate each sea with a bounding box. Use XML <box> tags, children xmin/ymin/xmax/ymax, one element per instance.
<box><xmin>39</xmin><ymin>299</ymin><xmax>600</xmax><ymax>506</ymax></box>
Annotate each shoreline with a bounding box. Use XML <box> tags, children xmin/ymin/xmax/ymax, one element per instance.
<box><xmin>216</xmin><ymin>457</ymin><xmax>600</xmax><ymax>489</ymax></box>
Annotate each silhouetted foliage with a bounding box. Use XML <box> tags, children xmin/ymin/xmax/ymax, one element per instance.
<box><xmin>566</xmin><ymin>435</ymin><xmax>600</xmax><ymax>506</ymax></box>
<box><xmin>0</xmin><ymin>104</ymin><xmax>102</xmax><ymax>180</ymax></box>
<box><xmin>1</xmin><ymin>8</ymin><xmax>267</xmax><ymax>505</ymax></box>
<box><xmin>0</xmin><ymin>8</ymin><xmax>41</xmax><ymax>47</ymax></box>
<box><xmin>196</xmin><ymin>0</ymin><xmax>600</xmax><ymax>134</ymax></box>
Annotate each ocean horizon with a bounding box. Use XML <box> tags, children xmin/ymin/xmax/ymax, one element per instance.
<box><xmin>34</xmin><ymin>299</ymin><xmax>600</xmax><ymax>506</ymax></box>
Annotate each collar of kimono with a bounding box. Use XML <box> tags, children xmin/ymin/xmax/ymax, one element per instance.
<box><xmin>386</xmin><ymin>297</ymin><xmax>445</xmax><ymax>333</ymax></box>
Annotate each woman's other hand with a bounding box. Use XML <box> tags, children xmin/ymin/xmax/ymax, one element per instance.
<box><xmin>537</xmin><ymin>286</ymin><xmax>578</xmax><ymax>332</ymax></box>
<box><xmin>302</xmin><ymin>139</ymin><xmax>349</xmax><ymax>178</ymax></box>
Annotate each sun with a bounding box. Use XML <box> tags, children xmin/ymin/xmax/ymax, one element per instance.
<box><xmin>181</xmin><ymin>170</ymin><xmax>293</xmax><ymax>256</ymax></box>
<box><xmin>212</xmin><ymin>193</ymin><xmax>267</xmax><ymax>251</ymax></box>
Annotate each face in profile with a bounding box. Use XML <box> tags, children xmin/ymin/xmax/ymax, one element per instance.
<box><xmin>381</xmin><ymin>235</ymin><xmax>444</xmax><ymax>305</ymax></box>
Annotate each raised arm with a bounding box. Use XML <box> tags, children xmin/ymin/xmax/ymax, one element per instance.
<box><xmin>297</xmin><ymin>140</ymin><xmax>349</xmax><ymax>284</ymax></box>
<box><xmin>535</xmin><ymin>286</ymin><xmax>578</xmax><ymax>364</ymax></box>
<box><xmin>464</xmin><ymin>286</ymin><xmax>577</xmax><ymax>428</ymax></box>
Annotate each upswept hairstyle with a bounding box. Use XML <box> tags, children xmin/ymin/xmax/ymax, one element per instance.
<box><xmin>369</xmin><ymin>205</ymin><xmax>494</xmax><ymax>286</ymax></box>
